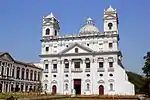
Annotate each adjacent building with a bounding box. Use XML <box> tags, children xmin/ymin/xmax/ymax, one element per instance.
<box><xmin>0</xmin><ymin>52</ymin><xmax>42</xmax><ymax>92</ymax></box>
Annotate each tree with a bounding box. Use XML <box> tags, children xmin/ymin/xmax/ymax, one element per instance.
<box><xmin>36</xmin><ymin>81</ymin><xmax>43</xmax><ymax>94</ymax></box>
<box><xmin>142</xmin><ymin>52</ymin><xmax>150</xmax><ymax>96</ymax></box>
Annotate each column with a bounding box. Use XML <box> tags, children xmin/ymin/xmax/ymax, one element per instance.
<box><xmin>69</xmin><ymin>59</ymin><xmax>73</xmax><ymax>95</ymax></box>
<box><xmin>92</xmin><ymin>57</ymin><xmax>97</xmax><ymax>94</ymax></box>
<box><xmin>14</xmin><ymin>82</ymin><xmax>16</xmax><ymax>92</ymax></box>
<box><xmin>14</xmin><ymin>66</ymin><xmax>16</xmax><ymax>79</ymax></box>
<box><xmin>18</xmin><ymin>82</ymin><xmax>20</xmax><ymax>92</ymax></box>
<box><xmin>32</xmin><ymin>70</ymin><xmax>34</xmax><ymax>81</ymax></box>
<box><xmin>0</xmin><ymin>61</ymin><xmax>2</xmax><ymax>75</ymax></box>
<box><xmin>24</xmin><ymin>68</ymin><xmax>26</xmax><ymax>80</ymax></box>
<box><xmin>9</xmin><ymin>66</ymin><xmax>12</xmax><ymax>78</ymax></box>
<box><xmin>8</xmin><ymin>82</ymin><xmax>11</xmax><ymax>92</ymax></box>
<box><xmin>3</xmin><ymin>63</ymin><xmax>6</xmax><ymax>76</ymax></box>
<box><xmin>59</xmin><ymin>59</ymin><xmax>63</xmax><ymax>94</ymax></box>
<box><xmin>2</xmin><ymin>81</ymin><xmax>5</xmax><ymax>92</ymax></box>
<box><xmin>20</xmin><ymin>67</ymin><xmax>22</xmax><ymax>80</ymax></box>
<box><xmin>28</xmin><ymin>69</ymin><xmax>30</xmax><ymax>81</ymax></box>
<box><xmin>82</xmin><ymin>58</ymin><xmax>86</xmax><ymax>95</ymax></box>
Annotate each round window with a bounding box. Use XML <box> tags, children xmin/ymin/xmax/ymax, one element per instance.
<box><xmin>65</xmin><ymin>74</ymin><xmax>68</xmax><ymax>77</ymax></box>
<box><xmin>87</xmin><ymin>74</ymin><xmax>90</xmax><ymax>77</ymax></box>
<box><xmin>109</xmin><ymin>74</ymin><xmax>113</xmax><ymax>77</ymax></box>
<box><xmin>100</xmin><ymin>74</ymin><xmax>103</xmax><ymax>77</ymax></box>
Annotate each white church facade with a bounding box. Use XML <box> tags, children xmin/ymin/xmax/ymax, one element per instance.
<box><xmin>39</xmin><ymin>6</ymin><xmax>135</xmax><ymax>95</ymax></box>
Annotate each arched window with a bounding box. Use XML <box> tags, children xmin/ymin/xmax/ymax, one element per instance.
<box><xmin>87</xmin><ymin>83</ymin><xmax>90</xmax><ymax>90</ymax></box>
<box><xmin>34</xmin><ymin>71</ymin><xmax>37</xmax><ymax>81</ymax></box>
<box><xmin>12</xmin><ymin>67</ymin><xmax>14</xmax><ymax>78</ymax></box>
<box><xmin>21</xmin><ymin>68</ymin><xmax>25</xmax><ymax>79</ymax></box>
<box><xmin>65</xmin><ymin>84</ymin><xmax>68</xmax><ymax>90</ymax></box>
<box><xmin>16</xmin><ymin>67</ymin><xmax>20</xmax><ymax>79</ymax></box>
<box><xmin>108</xmin><ymin>23</ymin><xmax>113</xmax><ymax>30</ymax></box>
<box><xmin>38</xmin><ymin>72</ymin><xmax>40</xmax><ymax>81</ymax></box>
<box><xmin>30</xmin><ymin>70</ymin><xmax>33</xmax><ymax>81</ymax></box>
<box><xmin>26</xmin><ymin>69</ymin><xmax>29</xmax><ymax>80</ymax></box>
<box><xmin>7</xmin><ymin>67</ymin><xmax>9</xmax><ymax>77</ymax></box>
<box><xmin>110</xmin><ymin>83</ymin><xmax>113</xmax><ymax>91</ymax></box>
<box><xmin>52</xmin><ymin>85</ymin><xmax>57</xmax><ymax>94</ymax></box>
<box><xmin>45</xmin><ymin>84</ymin><xmax>47</xmax><ymax>90</ymax></box>
<box><xmin>46</xmin><ymin>28</ymin><xmax>50</xmax><ymax>35</ymax></box>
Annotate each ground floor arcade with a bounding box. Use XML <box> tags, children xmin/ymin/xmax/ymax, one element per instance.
<box><xmin>0</xmin><ymin>80</ymin><xmax>39</xmax><ymax>92</ymax></box>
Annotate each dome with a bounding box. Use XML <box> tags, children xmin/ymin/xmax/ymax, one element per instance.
<box><xmin>79</xmin><ymin>17</ymin><xmax>100</xmax><ymax>34</ymax></box>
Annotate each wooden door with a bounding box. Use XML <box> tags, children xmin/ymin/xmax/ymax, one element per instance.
<box><xmin>52</xmin><ymin>85</ymin><xmax>57</xmax><ymax>94</ymax></box>
<box><xmin>99</xmin><ymin>85</ymin><xmax>104</xmax><ymax>95</ymax></box>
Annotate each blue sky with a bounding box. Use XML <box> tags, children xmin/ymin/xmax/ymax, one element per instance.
<box><xmin>0</xmin><ymin>0</ymin><xmax>149</xmax><ymax>74</ymax></box>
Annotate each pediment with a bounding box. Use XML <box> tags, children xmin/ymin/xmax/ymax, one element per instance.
<box><xmin>59</xmin><ymin>43</ymin><xmax>94</xmax><ymax>55</ymax></box>
<box><xmin>0</xmin><ymin>52</ymin><xmax>14</xmax><ymax>62</ymax></box>
<box><xmin>104</xmin><ymin>15</ymin><xmax>116</xmax><ymax>19</ymax></box>
<box><xmin>97</xmin><ymin>80</ymin><xmax>105</xmax><ymax>83</ymax></box>
<box><xmin>43</xmin><ymin>79</ymin><xmax>48</xmax><ymax>82</ymax></box>
<box><xmin>85</xmin><ymin>79</ymin><xmax>91</xmax><ymax>83</ymax></box>
<box><xmin>64</xmin><ymin>80</ymin><xmax>69</xmax><ymax>83</ymax></box>
<box><xmin>51</xmin><ymin>80</ymin><xmax>57</xmax><ymax>83</ymax></box>
<box><xmin>108</xmin><ymin>79</ymin><xmax>114</xmax><ymax>82</ymax></box>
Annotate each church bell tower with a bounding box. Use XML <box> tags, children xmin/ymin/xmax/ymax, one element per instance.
<box><xmin>104</xmin><ymin>5</ymin><xmax>119</xmax><ymax>35</ymax></box>
<box><xmin>42</xmin><ymin>12</ymin><xmax>60</xmax><ymax>38</ymax></box>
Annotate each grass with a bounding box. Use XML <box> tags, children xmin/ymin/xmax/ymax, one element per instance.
<box><xmin>0</xmin><ymin>92</ymin><xmax>139</xmax><ymax>100</ymax></box>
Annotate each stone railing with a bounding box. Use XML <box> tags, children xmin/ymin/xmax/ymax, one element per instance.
<box><xmin>71</xmin><ymin>68</ymin><xmax>82</xmax><ymax>72</ymax></box>
<box><xmin>85</xmin><ymin>68</ymin><xmax>90</xmax><ymax>72</ymax></box>
<box><xmin>97</xmin><ymin>68</ymin><xmax>105</xmax><ymax>72</ymax></box>
<box><xmin>64</xmin><ymin>68</ymin><xmax>69</xmax><ymax>73</ymax></box>
<box><xmin>51</xmin><ymin>69</ymin><xmax>57</xmax><ymax>73</ymax></box>
<box><xmin>43</xmin><ymin>69</ymin><xmax>49</xmax><ymax>73</ymax></box>
<box><xmin>108</xmin><ymin>67</ymin><xmax>114</xmax><ymax>72</ymax></box>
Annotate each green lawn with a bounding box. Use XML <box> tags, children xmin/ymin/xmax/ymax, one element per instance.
<box><xmin>0</xmin><ymin>93</ymin><xmax>139</xmax><ymax>100</ymax></box>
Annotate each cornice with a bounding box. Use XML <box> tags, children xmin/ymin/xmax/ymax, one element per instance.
<box><xmin>41</xmin><ymin>33</ymin><xmax>118</xmax><ymax>42</ymax></box>
<box><xmin>39</xmin><ymin>50</ymin><xmax>121</xmax><ymax>58</ymax></box>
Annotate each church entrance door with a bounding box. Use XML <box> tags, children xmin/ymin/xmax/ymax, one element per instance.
<box><xmin>74</xmin><ymin>79</ymin><xmax>81</xmax><ymax>95</ymax></box>
<box><xmin>52</xmin><ymin>85</ymin><xmax>57</xmax><ymax>94</ymax></box>
<box><xmin>99</xmin><ymin>85</ymin><xmax>104</xmax><ymax>95</ymax></box>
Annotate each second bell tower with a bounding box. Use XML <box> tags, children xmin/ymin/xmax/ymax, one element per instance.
<box><xmin>42</xmin><ymin>12</ymin><xmax>60</xmax><ymax>38</ymax></box>
<box><xmin>104</xmin><ymin>6</ymin><xmax>119</xmax><ymax>35</ymax></box>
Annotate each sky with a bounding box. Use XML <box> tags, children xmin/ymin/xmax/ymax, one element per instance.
<box><xmin>0</xmin><ymin>0</ymin><xmax>150</xmax><ymax>74</ymax></box>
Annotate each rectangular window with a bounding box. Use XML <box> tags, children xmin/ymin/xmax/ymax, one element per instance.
<box><xmin>65</xmin><ymin>63</ymin><xmax>69</xmax><ymax>69</ymax></box>
<box><xmin>99</xmin><ymin>62</ymin><xmax>103</xmax><ymax>68</ymax></box>
<box><xmin>86</xmin><ymin>63</ymin><xmax>90</xmax><ymax>68</ymax></box>
<box><xmin>53</xmin><ymin>64</ymin><xmax>57</xmax><ymax>69</ymax></box>
<box><xmin>109</xmin><ymin>62</ymin><xmax>113</xmax><ymax>67</ymax></box>
<box><xmin>109</xmin><ymin>43</ymin><xmax>113</xmax><ymax>48</ymax></box>
<box><xmin>74</xmin><ymin>62</ymin><xmax>80</xmax><ymax>68</ymax></box>
<box><xmin>45</xmin><ymin>47</ymin><xmax>49</xmax><ymax>52</ymax></box>
<box><xmin>45</xmin><ymin>64</ymin><xmax>48</xmax><ymax>69</ymax></box>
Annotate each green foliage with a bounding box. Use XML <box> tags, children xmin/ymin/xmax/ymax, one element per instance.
<box><xmin>126</xmin><ymin>71</ymin><xmax>147</xmax><ymax>94</ymax></box>
<box><xmin>36</xmin><ymin>81</ymin><xmax>43</xmax><ymax>92</ymax></box>
<box><xmin>143</xmin><ymin>52</ymin><xmax>150</xmax><ymax>78</ymax></box>
<box><xmin>142</xmin><ymin>52</ymin><xmax>150</xmax><ymax>96</ymax></box>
